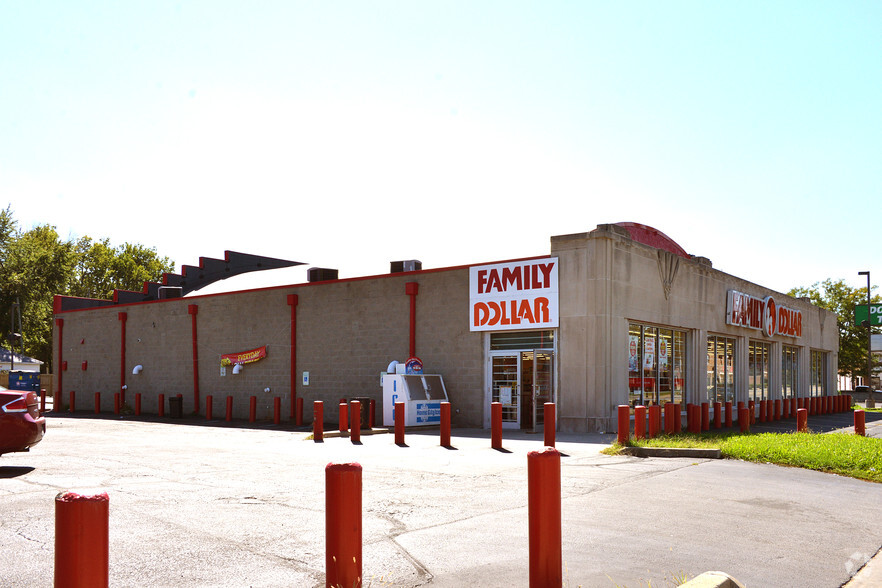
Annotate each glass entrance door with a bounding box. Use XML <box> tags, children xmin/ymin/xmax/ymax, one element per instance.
<box><xmin>490</xmin><ymin>350</ymin><xmax>554</xmax><ymax>430</ymax></box>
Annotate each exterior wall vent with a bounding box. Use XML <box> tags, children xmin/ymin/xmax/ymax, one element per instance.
<box><xmin>390</xmin><ymin>260</ymin><xmax>422</xmax><ymax>273</ymax></box>
<box><xmin>308</xmin><ymin>267</ymin><xmax>339</xmax><ymax>282</ymax></box>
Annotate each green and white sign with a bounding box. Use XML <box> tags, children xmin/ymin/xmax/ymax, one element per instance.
<box><xmin>855</xmin><ymin>304</ymin><xmax>882</xmax><ymax>326</ymax></box>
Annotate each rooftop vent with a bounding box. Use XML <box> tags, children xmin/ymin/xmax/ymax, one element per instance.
<box><xmin>157</xmin><ymin>286</ymin><xmax>183</xmax><ymax>299</ymax></box>
<box><xmin>390</xmin><ymin>260</ymin><xmax>422</xmax><ymax>273</ymax></box>
<box><xmin>307</xmin><ymin>267</ymin><xmax>339</xmax><ymax>282</ymax></box>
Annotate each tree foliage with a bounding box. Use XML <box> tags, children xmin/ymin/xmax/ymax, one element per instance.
<box><xmin>0</xmin><ymin>205</ymin><xmax>175</xmax><ymax>369</ymax></box>
<box><xmin>788</xmin><ymin>278</ymin><xmax>881</xmax><ymax>383</ymax></box>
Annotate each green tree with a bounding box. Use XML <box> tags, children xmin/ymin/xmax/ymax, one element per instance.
<box><xmin>788</xmin><ymin>278</ymin><xmax>880</xmax><ymax>385</ymax></box>
<box><xmin>0</xmin><ymin>206</ymin><xmax>175</xmax><ymax>370</ymax></box>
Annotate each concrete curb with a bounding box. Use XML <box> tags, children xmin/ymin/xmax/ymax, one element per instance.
<box><xmin>680</xmin><ymin>571</ymin><xmax>745</xmax><ymax>588</ymax></box>
<box><xmin>622</xmin><ymin>446</ymin><xmax>722</xmax><ymax>459</ymax></box>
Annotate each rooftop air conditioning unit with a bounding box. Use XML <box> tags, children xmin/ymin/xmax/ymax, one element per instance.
<box><xmin>308</xmin><ymin>267</ymin><xmax>339</xmax><ymax>282</ymax></box>
<box><xmin>390</xmin><ymin>260</ymin><xmax>422</xmax><ymax>273</ymax></box>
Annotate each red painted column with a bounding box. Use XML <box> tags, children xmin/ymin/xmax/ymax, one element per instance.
<box><xmin>713</xmin><ymin>401</ymin><xmax>722</xmax><ymax>429</ymax></box>
<box><xmin>648</xmin><ymin>405</ymin><xmax>660</xmax><ymax>438</ymax></box>
<box><xmin>249</xmin><ymin>396</ymin><xmax>257</xmax><ymax>423</ymax></box>
<box><xmin>633</xmin><ymin>405</ymin><xmax>646</xmax><ymax>441</ymax></box>
<box><xmin>797</xmin><ymin>408</ymin><xmax>808</xmax><ymax>432</ymax></box>
<box><xmin>206</xmin><ymin>395</ymin><xmax>213</xmax><ymax>421</ymax></box>
<box><xmin>94</xmin><ymin>392</ymin><xmax>101</xmax><ymax>414</ymax></box>
<box><xmin>440</xmin><ymin>401</ymin><xmax>451</xmax><ymax>447</ymax></box>
<box><xmin>350</xmin><ymin>400</ymin><xmax>361</xmax><ymax>444</ymax></box>
<box><xmin>617</xmin><ymin>405</ymin><xmax>630</xmax><ymax>444</ymax></box>
<box><xmin>158</xmin><ymin>394</ymin><xmax>165</xmax><ymax>417</ymax></box>
<box><xmin>394</xmin><ymin>402</ymin><xmax>405</xmax><ymax>445</ymax></box>
<box><xmin>739</xmin><ymin>407</ymin><xmax>750</xmax><ymax>433</ymax></box>
<box><xmin>188</xmin><ymin>305</ymin><xmax>200</xmax><ymax>414</ymax></box>
<box><xmin>855</xmin><ymin>410</ymin><xmax>866</xmax><ymax>436</ymax></box>
<box><xmin>664</xmin><ymin>403</ymin><xmax>675</xmax><ymax>435</ymax></box>
<box><xmin>69</xmin><ymin>390</ymin><xmax>76</xmax><ymax>413</ymax></box>
<box><xmin>55</xmin><ymin>318</ymin><xmax>64</xmax><ymax>413</ymax></box>
<box><xmin>118</xmin><ymin>312</ymin><xmax>127</xmax><ymax>406</ymax></box>
<box><xmin>134</xmin><ymin>393</ymin><xmax>141</xmax><ymax>416</ymax></box>
<box><xmin>314</xmin><ymin>401</ymin><xmax>324</xmax><ymax>442</ymax></box>
<box><xmin>226</xmin><ymin>396</ymin><xmax>233</xmax><ymax>422</ymax></box>
<box><xmin>528</xmin><ymin>448</ymin><xmax>562</xmax><ymax>587</ymax></box>
<box><xmin>491</xmin><ymin>402</ymin><xmax>503</xmax><ymax>449</ymax></box>
<box><xmin>405</xmin><ymin>282</ymin><xmax>419</xmax><ymax>358</ymax></box>
<box><xmin>287</xmin><ymin>294</ymin><xmax>298</xmax><ymax>420</ymax></box>
<box><xmin>55</xmin><ymin>491</ymin><xmax>109</xmax><ymax>588</ymax></box>
<box><xmin>544</xmin><ymin>402</ymin><xmax>556</xmax><ymax>447</ymax></box>
<box><xmin>325</xmin><ymin>463</ymin><xmax>362</xmax><ymax>588</ymax></box>
<box><xmin>339</xmin><ymin>402</ymin><xmax>349</xmax><ymax>434</ymax></box>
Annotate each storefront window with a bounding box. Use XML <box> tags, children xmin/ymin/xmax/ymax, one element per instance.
<box><xmin>810</xmin><ymin>350</ymin><xmax>827</xmax><ymax>397</ymax></box>
<box><xmin>490</xmin><ymin>330</ymin><xmax>555</xmax><ymax>351</ymax></box>
<box><xmin>748</xmin><ymin>341</ymin><xmax>770</xmax><ymax>402</ymax></box>
<box><xmin>782</xmin><ymin>346</ymin><xmax>799</xmax><ymax>399</ymax></box>
<box><xmin>707</xmin><ymin>335</ymin><xmax>736</xmax><ymax>404</ymax></box>
<box><xmin>628</xmin><ymin>323</ymin><xmax>686</xmax><ymax>407</ymax></box>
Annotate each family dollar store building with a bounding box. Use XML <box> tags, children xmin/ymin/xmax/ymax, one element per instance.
<box><xmin>52</xmin><ymin>222</ymin><xmax>838</xmax><ymax>434</ymax></box>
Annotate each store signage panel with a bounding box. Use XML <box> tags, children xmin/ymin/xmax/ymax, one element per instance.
<box><xmin>855</xmin><ymin>304</ymin><xmax>882</xmax><ymax>327</ymax></box>
<box><xmin>469</xmin><ymin>257</ymin><xmax>559</xmax><ymax>331</ymax></box>
<box><xmin>726</xmin><ymin>290</ymin><xmax>802</xmax><ymax>338</ymax></box>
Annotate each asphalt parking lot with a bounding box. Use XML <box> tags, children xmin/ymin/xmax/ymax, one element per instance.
<box><xmin>2</xmin><ymin>413</ymin><xmax>882</xmax><ymax>587</ymax></box>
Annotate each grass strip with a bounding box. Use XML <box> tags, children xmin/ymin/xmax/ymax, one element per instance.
<box><xmin>606</xmin><ymin>432</ymin><xmax>882</xmax><ymax>483</ymax></box>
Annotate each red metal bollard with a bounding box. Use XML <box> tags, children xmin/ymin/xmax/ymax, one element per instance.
<box><xmin>528</xmin><ymin>448</ymin><xmax>562</xmax><ymax>587</ymax></box>
<box><xmin>440</xmin><ymin>402</ymin><xmax>451</xmax><ymax>447</ymax></box>
<box><xmin>314</xmin><ymin>401</ymin><xmax>324</xmax><ymax>442</ymax></box>
<box><xmin>689</xmin><ymin>404</ymin><xmax>700</xmax><ymax>434</ymax></box>
<box><xmin>617</xmin><ymin>405</ymin><xmax>630</xmax><ymax>444</ymax></box>
<box><xmin>701</xmin><ymin>402</ymin><xmax>709</xmax><ymax>432</ymax></box>
<box><xmin>55</xmin><ymin>491</ymin><xmax>109</xmax><ymax>587</ymax></box>
<box><xmin>725</xmin><ymin>401</ymin><xmax>733</xmax><ymax>428</ymax></box>
<box><xmin>782</xmin><ymin>398</ymin><xmax>789</xmax><ymax>420</ymax></box>
<box><xmin>206</xmin><ymin>395</ymin><xmax>213</xmax><ymax>421</ymax></box>
<box><xmin>135</xmin><ymin>393</ymin><xmax>141</xmax><ymax>416</ymax></box>
<box><xmin>749</xmin><ymin>400</ymin><xmax>756</xmax><ymax>425</ymax></box>
<box><xmin>855</xmin><ymin>410</ymin><xmax>866</xmax><ymax>436</ymax></box>
<box><xmin>674</xmin><ymin>404</ymin><xmax>682</xmax><ymax>433</ymax></box>
<box><xmin>69</xmin><ymin>390</ymin><xmax>76</xmax><ymax>413</ymax></box>
<box><xmin>648</xmin><ymin>405</ymin><xmax>660</xmax><ymax>438</ymax></box>
<box><xmin>634</xmin><ymin>405</ymin><xmax>646</xmax><ymax>441</ymax></box>
<box><xmin>544</xmin><ymin>402</ymin><xmax>556</xmax><ymax>448</ymax></box>
<box><xmin>791</xmin><ymin>398</ymin><xmax>798</xmax><ymax>416</ymax></box>
<box><xmin>114</xmin><ymin>393</ymin><xmax>120</xmax><ymax>415</ymax></box>
<box><xmin>350</xmin><ymin>401</ymin><xmax>361</xmax><ymax>444</ymax></box>
<box><xmin>94</xmin><ymin>392</ymin><xmax>101</xmax><ymax>415</ymax></box>
<box><xmin>713</xmin><ymin>401</ymin><xmax>722</xmax><ymax>429</ymax></box>
<box><xmin>663</xmin><ymin>403</ymin><xmax>675</xmax><ymax>435</ymax></box>
<box><xmin>395</xmin><ymin>401</ymin><xmax>405</xmax><ymax>446</ymax></box>
<box><xmin>249</xmin><ymin>396</ymin><xmax>257</xmax><ymax>423</ymax></box>
<box><xmin>739</xmin><ymin>407</ymin><xmax>750</xmax><ymax>433</ymax></box>
<box><xmin>339</xmin><ymin>402</ymin><xmax>349</xmax><ymax>434</ymax></box>
<box><xmin>158</xmin><ymin>393</ymin><xmax>165</xmax><ymax>417</ymax></box>
<box><xmin>325</xmin><ymin>463</ymin><xmax>362</xmax><ymax>588</ymax></box>
<box><xmin>225</xmin><ymin>396</ymin><xmax>233</xmax><ymax>422</ymax></box>
<box><xmin>759</xmin><ymin>400</ymin><xmax>767</xmax><ymax>423</ymax></box>
<box><xmin>685</xmin><ymin>404</ymin><xmax>695</xmax><ymax>433</ymax></box>
<box><xmin>296</xmin><ymin>397</ymin><xmax>304</xmax><ymax>426</ymax></box>
<box><xmin>797</xmin><ymin>408</ymin><xmax>808</xmax><ymax>432</ymax></box>
<box><xmin>273</xmin><ymin>397</ymin><xmax>281</xmax><ymax>425</ymax></box>
<box><xmin>491</xmin><ymin>401</ymin><xmax>503</xmax><ymax>449</ymax></box>
<box><xmin>774</xmin><ymin>399</ymin><xmax>782</xmax><ymax>420</ymax></box>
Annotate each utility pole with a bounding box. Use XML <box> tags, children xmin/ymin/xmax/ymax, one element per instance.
<box><xmin>859</xmin><ymin>271</ymin><xmax>874</xmax><ymax>408</ymax></box>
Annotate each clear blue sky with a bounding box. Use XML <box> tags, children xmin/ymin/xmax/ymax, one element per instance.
<box><xmin>2</xmin><ymin>1</ymin><xmax>880</xmax><ymax>295</ymax></box>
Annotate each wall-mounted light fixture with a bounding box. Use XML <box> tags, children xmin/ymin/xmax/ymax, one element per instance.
<box><xmin>132</xmin><ymin>365</ymin><xmax>143</xmax><ymax>375</ymax></box>
<box><xmin>232</xmin><ymin>363</ymin><xmax>243</xmax><ymax>374</ymax></box>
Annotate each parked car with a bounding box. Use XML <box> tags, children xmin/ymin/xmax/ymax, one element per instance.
<box><xmin>0</xmin><ymin>386</ymin><xmax>45</xmax><ymax>455</ymax></box>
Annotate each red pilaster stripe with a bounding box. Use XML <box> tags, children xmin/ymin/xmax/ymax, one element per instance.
<box><xmin>287</xmin><ymin>294</ymin><xmax>299</xmax><ymax>419</ymax></box>
<box><xmin>405</xmin><ymin>282</ymin><xmax>419</xmax><ymax>358</ymax></box>
<box><xmin>188</xmin><ymin>304</ymin><xmax>200</xmax><ymax>412</ymax></box>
